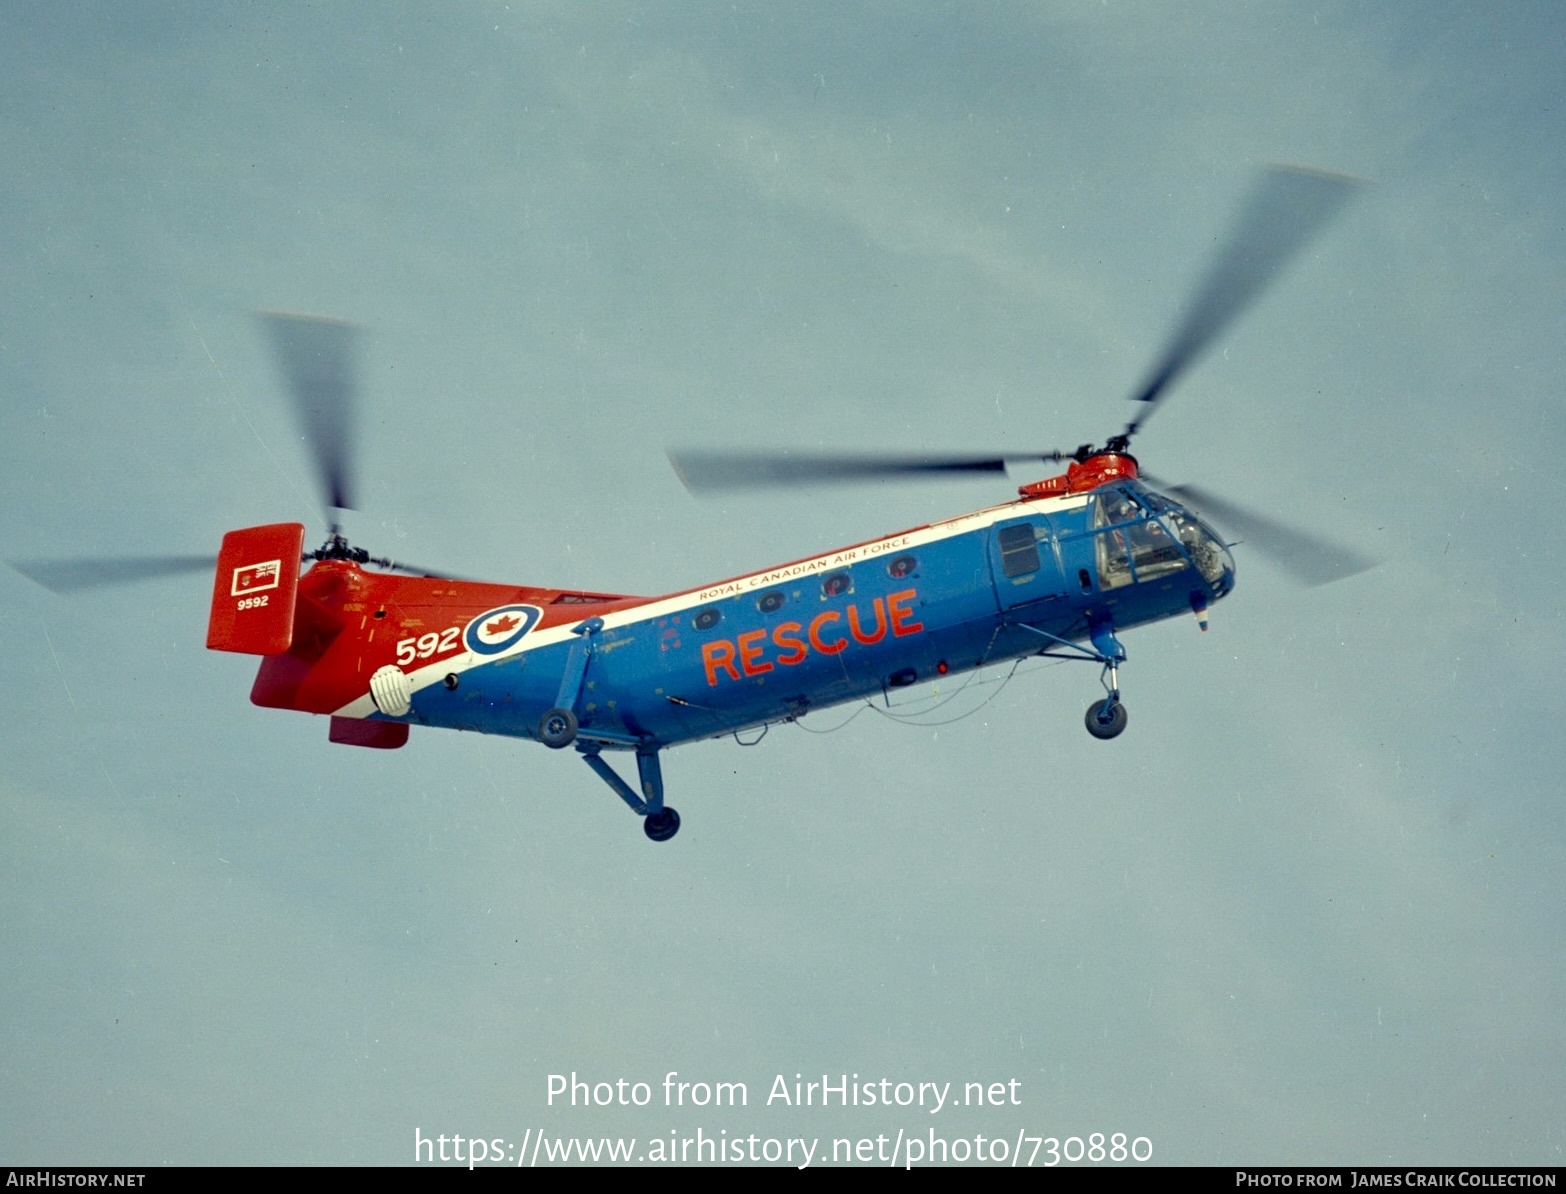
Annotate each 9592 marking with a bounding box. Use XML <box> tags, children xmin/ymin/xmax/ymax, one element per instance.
<box><xmin>237</xmin><ymin>594</ymin><xmax>270</xmax><ymax>610</ymax></box>
<box><xmin>397</xmin><ymin>626</ymin><xmax>462</xmax><ymax>667</ymax></box>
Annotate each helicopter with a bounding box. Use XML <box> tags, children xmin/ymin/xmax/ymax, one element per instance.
<box><xmin>14</xmin><ymin>165</ymin><xmax>1371</xmax><ymax>842</ymax></box>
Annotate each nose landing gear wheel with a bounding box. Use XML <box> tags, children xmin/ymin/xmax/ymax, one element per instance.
<box><xmin>1085</xmin><ymin>700</ymin><xmax>1128</xmax><ymax>740</ymax></box>
<box><xmin>644</xmin><ymin>808</ymin><xmax>681</xmax><ymax>842</ymax></box>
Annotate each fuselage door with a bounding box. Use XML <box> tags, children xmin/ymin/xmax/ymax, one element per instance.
<box><xmin>987</xmin><ymin>516</ymin><xmax>1068</xmax><ymax>611</ymax></box>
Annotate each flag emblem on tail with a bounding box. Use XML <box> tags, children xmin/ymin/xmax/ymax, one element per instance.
<box><xmin>231</xmin><ymin>559</ymin><xmax>282</xmax><ymax>596</ymax></box>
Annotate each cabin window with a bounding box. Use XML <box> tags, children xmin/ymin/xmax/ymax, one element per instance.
<box><xmin>757</xmin><ymin>590</ymin><xmax>785</xmax><ymax>613</ymax></box>
<box><xmin>887</xmin><ymin>554</ymin><xmax>917</xmax><ymax>579</ymax></box>
<box><xmin>821</xmin><ymin>571</ymin><xmax>853</xmax><ymax>597</ymax></box>
<box><xmin>692</xmin><ymin>606</ymin><xmax>722</xmax><ymax>630</ymax></box>
<box><xmin>997</xmin><ymin>524</ymin><xmax>1041</xmax><ymax>578</ymax></box>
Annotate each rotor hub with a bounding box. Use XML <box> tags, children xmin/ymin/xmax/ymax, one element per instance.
<box><xmin>309</xmin><ymin>532</ymin><xmax>371</xmax><ymax>564</ymax></box>
<box><xmin>1018</xmin><ymin>451</ymin><xmax>1139</xmax><ymax>498</ymax></box>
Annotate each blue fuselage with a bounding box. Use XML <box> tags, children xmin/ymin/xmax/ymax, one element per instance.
<box><xmin>365</xmin><ymin>482</ymin><xmax>1234</xmax><ymax>752</ymax></box>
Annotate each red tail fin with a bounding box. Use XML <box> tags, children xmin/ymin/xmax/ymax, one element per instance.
<box><xmin>206</xmin><ymin>523</ymin><xmax>304</xmax><ymax>655</ymax></box>
<box><xmin>329</xmin><ymin>717</ymin><xmax>409</xmax><ymax>749</ymax></box>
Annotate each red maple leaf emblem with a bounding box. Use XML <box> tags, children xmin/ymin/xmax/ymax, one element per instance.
<box><xmin>484</xmin><ymin>613</ymin><xmax>521</xmax><ymax>636</ymax></box>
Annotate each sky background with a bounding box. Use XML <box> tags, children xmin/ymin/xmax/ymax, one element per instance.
<box><xmin>2</xmin><ymin>0</ymin><xmax>1563</xmax><ymax>1167</ymax></box>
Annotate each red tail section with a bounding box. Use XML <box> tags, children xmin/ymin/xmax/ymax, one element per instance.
<box><xmin>206</xmin><ymin>523</ymin><xmax>305</xmax><ymax>655</ymax></box>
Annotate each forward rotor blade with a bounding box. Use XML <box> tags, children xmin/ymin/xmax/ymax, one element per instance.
<box><xmin>669</xmin><ymin>450</ymin><xmax>1068</xmax><ymax>493</ymax></box>
<box><xmin>260</xmin><ymin>312</ymin><xmax>358</xmax><ymax>519</ymax></box>
<box><xmin>10</xmin><ymin>554</ymin><xmax>216</xmax><ymax>593</ymax></box>
<box><xmin>1123</xmin><ymin>165</ymin><xmax>1363</xmax><ymax>439</ymax></box>
<box><xmin>1162</xmin><ymin>482</ymin><xmax>1375</xmax><ymax>587</ymax></box>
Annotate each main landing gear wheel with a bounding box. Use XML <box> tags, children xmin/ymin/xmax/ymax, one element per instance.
<box><xmin>538</xmin><ymin>707</ymin><xmax>578</xmax><ymax>749</ymax></box>
<box><xmin>643</xmin><ymin>807</ymin><xmax>681</xmax><ymax>842</ymax></box>
<box><xmin>1085</xmin><ymin>700</ymin><xmax>1128</xmax><ymax>740</ymax></box>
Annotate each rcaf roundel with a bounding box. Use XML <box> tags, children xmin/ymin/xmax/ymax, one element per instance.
<box><xmin>463</xmin><ymin>604</ymin><xmax>542</xmax><ymax>655</ymax></box>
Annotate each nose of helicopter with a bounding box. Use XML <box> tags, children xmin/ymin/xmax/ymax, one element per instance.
<box><xmin>1214</xmin><ymin>542</ymin><xmax>1236</xmax><ymax>597</ymax></box>
<box><xmin>1163</xmin><ymin>502</ymin><xmax>1236</xmax><ymax>599</ymax></box>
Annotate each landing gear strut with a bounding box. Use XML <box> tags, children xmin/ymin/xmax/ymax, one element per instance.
<box><xmin>1013</xmin><ymin>614</ymin><xmax>1133</xmax><ymax>741</ymax></box>
<box><xmin>579</xmin><ymin>744</ymin><xmax>681</xmax><ymax>842</ymax></box>
<box><xmin>1084</xmin><ymin>615</ymin><xmax>1128</xmax><ymax>741</ymax></box>
<box><xmin>538</xmin><ymin>617</ymin><xmax>602</xmax><ymax>750</ymax></box>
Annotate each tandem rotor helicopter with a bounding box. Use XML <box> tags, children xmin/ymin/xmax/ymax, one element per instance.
<box><xmin>16</xmin><ymin>166</ymin><xmax>1371</xmax><ymax>841</ymax></box>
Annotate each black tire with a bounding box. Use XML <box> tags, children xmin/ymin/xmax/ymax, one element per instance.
<box><xmin>538</xmin><ymin>707</ymin><xmax>578</xmax><ymax>749</ymax></box>
<box><xmin>643</xmin><ymin>807</ymin><xmax>681</xmax><ymax>842</ymax></box>
<box><xmin>1084</xmin><ymin>700</ymin><xmax>1128</xmax><ymax>740</ymax></box>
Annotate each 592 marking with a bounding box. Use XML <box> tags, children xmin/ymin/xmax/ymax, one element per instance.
<box><xmin>396</xmin><ymin>626</ymin><xmax>461</xmax><ymax>667</ymax></box>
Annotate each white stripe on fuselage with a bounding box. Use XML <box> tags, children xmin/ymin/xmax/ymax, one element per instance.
<box><xmin>333</xmin><ymin>491</ymin><xmax>1093</xmax><ymax>718</ymax></box>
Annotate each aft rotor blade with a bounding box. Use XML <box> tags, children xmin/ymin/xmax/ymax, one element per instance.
<box><xmin>1123</xmin><ymin>165</ymin><xmax>1363</xmax><ymax>439</ymax></box>
<box><xmin>669</xmin><ymin>450</ymin><xmax>1068</xmax><ymax>493</ymax></box>
<box><xmin>10</xmin><ymin>554</ymin><xmax>216</xmax><ymax>593</ymax></box>
<box><xmin>260</xmin><ymin>312</ymin><xmax>358</xmax><ymax>519</ymax></box>
<box><xmin>1163</xmin><ymin>482</ymin><xmax>1375</xmax><ymax>587</ymax></box>
<box><xmin>374</xmin><ymin>557</ymin><xmax>473</xmax><ymax>581</ymax></box>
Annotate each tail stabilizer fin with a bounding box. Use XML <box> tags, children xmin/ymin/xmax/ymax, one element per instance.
<box><xmin>206</xmin><ymin>523</ymin><xmax>305</xmax><ymax>655</ymax></box>
<box><xmin>329</xmin><ymin>717</ymin><xmax>409</xmax><ymax>749</ymax></box>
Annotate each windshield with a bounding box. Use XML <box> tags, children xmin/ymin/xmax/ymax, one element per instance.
<box><xmin>1090</xmin><ymin>486</ymin><xmax>1234</xmax><ymax>594</ymax></box>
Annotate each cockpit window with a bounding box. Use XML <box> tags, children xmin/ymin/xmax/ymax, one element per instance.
<box><xmin>1164</xmin><ymin>509</ymin><xmax>1230</xmax><ymax>586</ymax></box>
<box><xmin>1092</xmin><ymin>488</ymin><xmax>1143</xmax><ymax>529</ymax></box>
<box><xmin>1082</xmin><ymin>486</ymin><xmax>1234</xmax><ymax>594</ymax></box>
<box><xmin>1096</xmin><ymin>526</ymin><xmax>1132</xmax><ymax>589</ymax></box>
<box><xmin>1125</xmin><ymin>519</ymin><xmax>1188</xmax><ymax>582</ymax></box>
<box><xmin>1092</xmin><ymin>487</ymin><xmax>1188</xmax><ymax>586</ymax></box>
